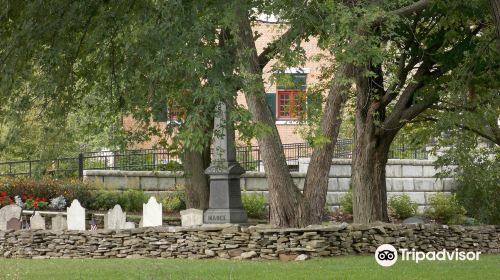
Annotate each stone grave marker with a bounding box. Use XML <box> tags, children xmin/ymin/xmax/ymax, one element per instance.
<box><xmin>203</xmin><ymin>102</ymin><xmax>247</xmax><ymax>224</ymax></box>
<box><xmin>30</xmin><ymin>213</ymin><xmax>46</xmax><ymax>230</ymax></box>
<box><xmin>67</xmin><ymin>199</ymin><xmax>86</xmax><ymax>230</ymax></box>
<box><xmin>180</xmin><ymin>208</ymin><xmax>204</xmax><ymax>227</ymax></box>
<box><xmin>104</xmin><ymin>205</ymin><xmax>126</xmax><ymax>230</ymax></box>
<box><xmin>6</xmin><ymin>217</ymin><xmax>21</xmax><ymax>230</ymax></box>
<box><xmin>142</xmin><ymin>197</ymin><xmax>162</xmax><ymax>227</ymax></box>
<box><xmin>124</xmin><ymin>222</ymin><xmax>135</xmax><ymax>229</ymax></box>
<box><xmin>51</xmin><ymin>214</ymin><xmax>67</xmax><ymax>231</ymax></box>
<box><xmin>0</xmin><ymin>204</ymin><xmax>22</xmax><ymax>231</ymax></box>
<box><xmin>403</xmin><ymin>216</ymin><xmax>425</xmax><ymax>225</ymax></box>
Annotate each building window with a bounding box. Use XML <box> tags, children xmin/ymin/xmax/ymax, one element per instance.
<box><xmin>278</xmin><ymin>90</ymin><xmax>303</xmax><ymax>119</ymax></box>
<box><xmin>153</xmin><ymin>99</ymin><xmax>184</xmax><ymax>123</ymax></box>
<box><xmin>276</xmin><ymin>73</ymin><xmax>307</xmax><ymax>120</ymax></box>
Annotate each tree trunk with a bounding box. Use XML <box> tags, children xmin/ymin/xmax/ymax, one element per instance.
<box><xmin>351</xmin><ymin>65</ymin><xmax>393</xmax><ymax>223</ymax></box>
<box><xmin>182</xmin><ymin>146</ymin><xmax>211</xmax><ymax>209</ymax></box>
<box><xmin>302</xmin><ymin>65</ymin><xmax>353</xmax><ymax>224</ymax></box>
<box><xmin>351</xmin><ymin>129</ymin><xmax>392</xmax><ymax>223</ymax></box>
<box><xmin>237</xmin><ymin>12</ymin><xmax>309</xmax><ymax>227</ymax></box>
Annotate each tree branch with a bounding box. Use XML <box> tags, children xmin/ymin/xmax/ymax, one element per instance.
<box><xmin>393</xmin><ymin>0</ymin><xmax>433</xmax><ymax>17</ymax></box>
<box><xmin>256</xmin><ymin>25</ymin><xmax>301</xmax><ymax>70</ymax></box>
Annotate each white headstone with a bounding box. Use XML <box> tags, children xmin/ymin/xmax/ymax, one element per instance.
<box><xmin>104</xmin><ymin>205</ymin><xmax>127</xmax><ymax>230</ymax></box>
<box><xmin>30</xmin><ymin>213</ymin><xmax>46</xmax><ymax>230</ymax></box>
<box><xmin>142</xmin><ymin>197</ymin><xmax>162</xmax><ymax>227</ymax></box>
<box><xmin>180</xmin><ymin>208</ymin><xmax>204</xmax><ymax>227</ymax></box>
<box><xmin>67</xmin><ymin>199</ymin><xmax>85</xmax><ymax>230</ymax></box>
<box><xmin>51</xmin><ymin>214</ymin><xmax>67</xmax><ymax>231</ymax></box>
<box><xmin>0</xmin><ymin>205</ymin><xmax>22</xmax><ymax>231</ymax></box>
<box><xmin>124</xmin><ymin>222</ymin><xmax>135</xmax><ymax>229</ymax></box>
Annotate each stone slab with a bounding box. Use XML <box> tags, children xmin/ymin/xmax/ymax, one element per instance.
<box><xmin>0</xmin><ymin>205</ymin><xmax>22</xmax><ymax>231</ymax></box>
<box><xmin>180</xmin><ymin>208</ymin><xmax>204</xmax><ymax>227</ymax></box>
<box><xmin>142</xmin><ymin>197</ymin><xmax>162</xmax><ymax>227</ymax></box>
<box><xmin>67</xmin><ymin>200</ymin><xmax>86</xmax><ymax>230</ymax></box>
<box><xmin>30</xmin><ymin>213</ymin><xmax>46</xmax><ymax>230</ymax></box>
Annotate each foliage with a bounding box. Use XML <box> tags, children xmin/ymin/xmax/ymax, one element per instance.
<box><xmin>388</xmin><ymin>194</ymin><xmax>418</xmax><ymax>220</ymax></box>
<box><xmin>24</xmin><ymin>198</ymin><xmax>49</xmax><ymax>210</ymax></box>
<box><xmin>434</xmin><ymin>133</ymin><xmax>500</xmax><ymax>225</ymax></box>
<box><xmin>241</xmin><ymin>192</ymin><xmax>267</xmax><ymax>219</ymax></box>
<box><xmin>158</xmin><ymin>161</ymin><xmax>183</xmax><ymax>172</ymax></box>
<box><xmin>49</xmin><ymin>195</ymin><xmax>67</xmax><ymax>210</ymax></box>
<box><xmin>339</xmin><ymin>189</ymin><xmax>353</xmax><ymax>214</ymax></box>
<box><xmin>91</xmin><ymin>191</ymin><xmax>120</xmax><ymax>211</ymax></box>
<box><xmin>0</xmin><ymin>191</ymin><xmax>49</xmax><ymax>210</ymax></box>
<box><xmin>117</xmin><ymin>189</ymin><xmax>148</xmax><ymax>212</ymax></box>
<box><xmin>0</xmin><ymin>191</ymin><xmax>13</xmax><ymax>208</ymax></box>
<box><xmin>426</xmin><ymin>193</ymin><xmax>467</xmax><ymax>225</ymax></box>
<box><xmin>158</xmin><ymin>185</ymin><xmax>186</xmax><ymax>212</ymax></box>
<box><xmin>0</xmin><ymin>177</ymin><xmax>93</xmax><ymax>208</ymax></box>
<box><xmin>115</xmin><ymin>153</ymin><xmax>155</xmax><ymax>171</ymax></box>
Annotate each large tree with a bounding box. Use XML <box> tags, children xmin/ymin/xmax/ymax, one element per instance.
<box><xmin>0</xmin><ymin>1</ymin><xmax>237</xmax><ymax>208</ymax></box>
<box><xmin>317</xmin><ymin>0</ymin><xmax>489</xmax><ymax>223</ymax></box>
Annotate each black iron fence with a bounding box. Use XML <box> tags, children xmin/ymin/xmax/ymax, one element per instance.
<box><xmin>0</xmin><ymin>139</ymin><xmax>427</xmax><ymax>178</ymax></box>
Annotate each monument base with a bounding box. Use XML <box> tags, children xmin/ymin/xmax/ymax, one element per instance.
<box><xmin>204</xmin><ymin>208</ymin><xmax>247</xmax><ymax>224</ymax></box>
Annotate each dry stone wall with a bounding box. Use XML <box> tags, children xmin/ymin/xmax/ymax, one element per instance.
<box><xmin>1</xmin><ymin>223</ymin><xmax>498</xmax><ymax>259</ymax></box>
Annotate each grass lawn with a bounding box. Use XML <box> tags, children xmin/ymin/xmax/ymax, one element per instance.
<box><xmin>1</xmin><ymin>254</ymin><xmax>499</xmax><ymax>280</ymax></box>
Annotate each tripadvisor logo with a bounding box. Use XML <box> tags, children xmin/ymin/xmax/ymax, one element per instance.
<box><xmin>375</xmin><ymin>244</ymin><xmax>398</xmax><ymax>267</ymax></box>
<box><xmin>375</xmin><ymin>244</ymin><xmax>481</xmax><ymax>267</ymax></box>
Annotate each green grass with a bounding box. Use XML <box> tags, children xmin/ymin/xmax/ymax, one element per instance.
<box><xmin>1</xmin><ymin>255</ymin><xmax>499</xmax><ymax>280</ymax></box>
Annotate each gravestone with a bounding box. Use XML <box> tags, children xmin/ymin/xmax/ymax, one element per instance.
<box><xmin>403</xmin><ymin>216</ymin><xmax>425</xmax><ymax>225</ymax></box>
<box><xmin>180</xmin><ymin>208</ymin><xmax>204</xmax><ymax>227</ymax></box>
<box><xmin>142</xmin><ymin>197</ymin><xmax>162</xmax><ymax>227</ymax></box>
<box><xmin>30</xmin><ymin>213</ymin><xmax>46</xmax><ymax>230</ymax></box>
<box><xmin>0</xmin><ymin>204</ymin><xmax>22</xmax><ymax>231</ymax></box>
<box><xmin>67</xmin><ymin>199</ymin><xmax>86</xmax><ymax>230</ymax></box>
<box><xmin>6</xmin><ymin>217</ymin><xmax>21</xmax><ymax>230</ymax></box>
<box><xmin>124</xmin><ymin>222</ymin><xmax>135</xmax><ymax>229</ymax></box>
<box><xmin>51</xmin><ymin>214</ymin><xmax>67</xmax><ymax>231</ymax></box>
<box><xmin>204</xmin><ymin>102</ymin><xmax>247</xmax><ymax>224</ymax></box>
<box><xmin>104</xmin><ymin>205</ymin><xmax>126</xmax><ymax>230</ymax></box>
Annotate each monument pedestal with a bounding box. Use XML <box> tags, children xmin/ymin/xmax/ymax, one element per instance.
<box><xmin>203</xmin><ymin>102</ymin><xmax>247</xmax><ymax>224</ymax></box>
<box><xmin>204</xmin><ymin>164</ymin><xmax>247</xmax><ymax>224</ymax></box>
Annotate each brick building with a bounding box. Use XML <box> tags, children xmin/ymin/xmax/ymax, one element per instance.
<box><xmin>123</xmin><ymin>22</ymin><xmax>327</xmax><ymax>148</ymax></box>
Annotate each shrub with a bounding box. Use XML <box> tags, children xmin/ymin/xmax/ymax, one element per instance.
<box><xmin>339</xmin><ymin>189</ymin><xmax>353</xmax><ymax>214</ymax></box>
<box><xmin>118</xmin><ymin>189</ymin><xmax>148</xmax><ymax>212</ymax></box>
<box><xmin>241</xmin><ymin>192</ymin><xmax>267</xmax><ymax>219</ymax></box>
<box><xmin>426</xmin><ymin>193</ymin><xmax>466</xmax><ymax>225</ymax></box>
<box><xmin>0</xmin><ymin>177</ymin><xmax>93</xmax><ymax>208</ymax></box>
<box><xmin>159</xmin><ymin>185</ymin><xmax>186</xmax><ymax>212</ymax></box>
<box><xmin>434</xmin><ymin>135</ymin><xmax>499</xmax><ymax>225</ymax></box>
<box><xmin>49</xmin><ymin>195</ymin><xmax>67</xmax><ymax>210</ymax></box>
<box><xmin>388</xmin><ymin>194</ymin><xmax>418</xmax><ymax>219</ymax></box>
<box><xmin>158</xmin><ymin>161</ymin><xmax>183</xmax><ymax>171</ymax></box>
<box><xmin>92</xmin><ymin>191</ymin><xmax>120</xmax><ymax>211</ymax></box>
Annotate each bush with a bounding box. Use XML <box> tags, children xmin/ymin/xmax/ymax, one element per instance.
<box><xmin>434</xmin><ymin>135</ymin><xmax>499</xmax><ymax>225</ymax></box>
<box><xmin>92</xmin><ymin>191</ymin><xmax>120</xmax><ymax>210</ymax></box>
<box><xmin>241</xmin><ymin>192</ymin><xmax>267</xmax><ymax>219</ymax></box>
<box><xmin>388</xmin><ymin>194</ymin><xmax>418</xmax><ymax>219</ymax></box>
<box><xmin>339</xmin><ymin>189</ymin><xmax>353</xmax><ymax>214</ymax></box>
<box><xmin>158</xmin><ymin>161</ymin><xmax>183</xmax><ymax>171</ymax></box>
<box><xmin>159</xmin><ymin>185</ymin><xmax>186</xmax><ymax>212</ymax></box>
<box><xmin>0</xmin><ymin>177</ymin><xmax>93</xmax><ymax>208</ymax></box>
<box><xmin>118</xmin><ymin>189</ymin><xmax>148</xmax><ymax>212</ymax></box>
<box><xmin>426</xmin><ymin>193</ymin><xmax>466</xmax><ymax>225</ymax></box>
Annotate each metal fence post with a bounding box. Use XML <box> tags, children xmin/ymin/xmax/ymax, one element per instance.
<box><xmin>78</xmin><ymin>153</ymin><xmax>84</xmax><ymax>179</ymax></box>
